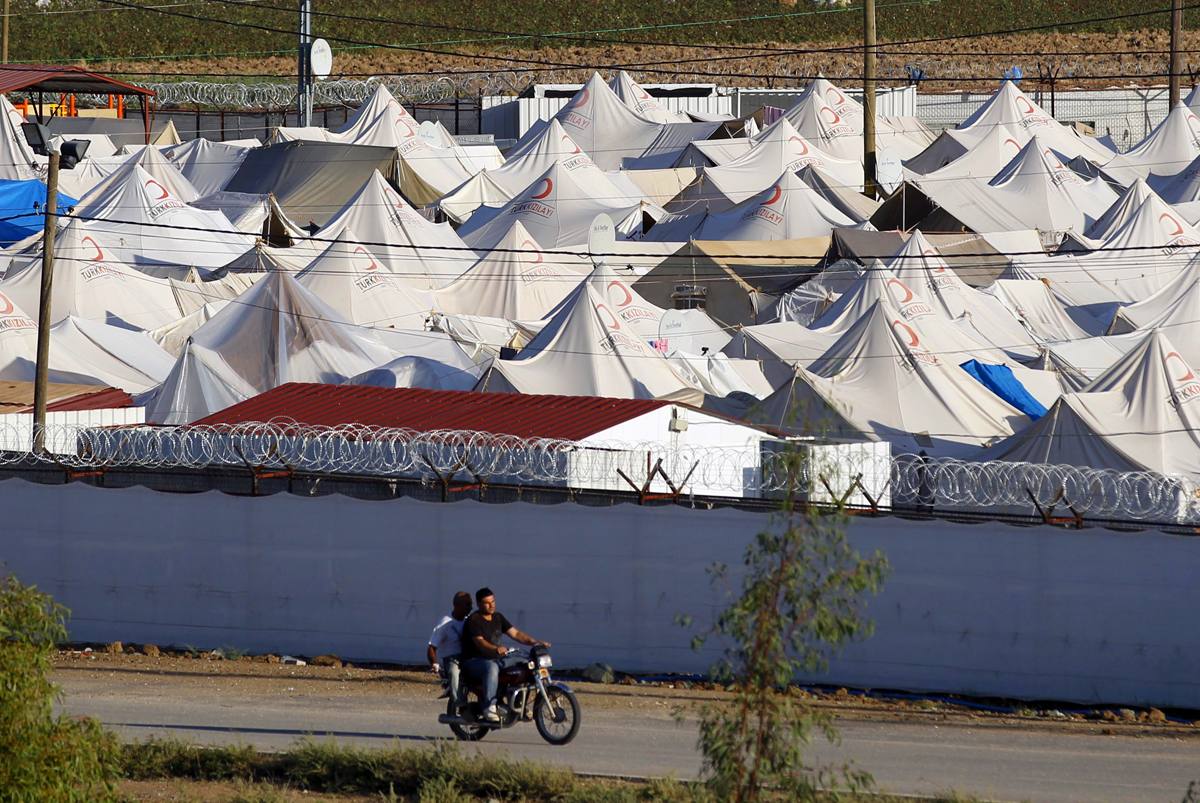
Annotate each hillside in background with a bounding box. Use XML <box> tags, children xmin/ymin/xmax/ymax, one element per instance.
<box><xmin>8</xmin><ymin>0</ymin><xmax>1170</xmax><ymax>66</ymax></box>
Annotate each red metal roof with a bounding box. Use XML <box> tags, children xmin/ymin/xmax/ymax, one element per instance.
<box><xmin>44</xmin><ymin>387</ymin><xmax>136</xmax><ymax>412</ymax></box>
<box><xmin>191</xmin><ymin>384</ymin><xmax>678</xmax><ymax>441</ymax></box>
<box><xmin>0</xmin><ymin>65</ymin><xmax>154</xmax><ymax>96</ymax></box>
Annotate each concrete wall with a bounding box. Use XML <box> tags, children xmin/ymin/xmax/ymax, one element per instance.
<box><xmin>1</xmin><ymin>477</ymin><xmax>1197</xmax><ymax>708</ymax></box>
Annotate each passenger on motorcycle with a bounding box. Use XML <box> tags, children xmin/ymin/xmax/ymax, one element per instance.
<box><xmin>427</xmin><ymin>591</ymin><xmax>473</xmax><ymax>710</ymax></box>
<box><xmin>461</xmin><ymin>587</ymin><xmax>550</xmax><ymax>723</ymax></box>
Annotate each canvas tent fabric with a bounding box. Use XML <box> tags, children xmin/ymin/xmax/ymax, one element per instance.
<box><xmin>431</xmin><ymin>220</ymin><xmax>590</xmax><ymax>321</ymax></box>
<box><xmin>474</xmin><ymin>276</ymin><xmax>705</xmax><ymax>404</ymax></box>
<box><xmin>0</xmin><ymin>95</ymin><xmax>40</xmax><ymax>182</ymax></box>
<box><xmin>908</xmin><ymin>123</ymin><xmax>1024</xmax><ymax>182</ymax></box>
<box><xmin>509</xmin><ymin>73</ymin><xmax>664</xmax><ymax>171</ymax></box>
<box><xmin>986</xmin><ymin>278</ymin><xmax>1102</xmax><ymax>342</ymax></box>
<box><xmin>0</xmin><ymin>219</ymin><xmax>183</xmax><ymax>330</ymax></box>
<box><xmin>0</xmin><ymin>288</ymin><xmax>173</xmax><ymax>393</ymax></box>
<box><xmin>608</xmin><ymin>71</ymin><xmax>686</xmax><ymax>123</ymax></box>
<box><xmin>794</xmin><ymin>165</ymin><xmax>880</xmax><ymax>223</ymax></box>
<box><xmin>316</xmin><ymin>170</ymin><xmax>474</xmax><ymax>289</ymax></box>
<box><xmin>348</xmin><ymin>355</ymin><xmax>482</xmax><ymax>392</ymax></box>
<box><xmin>436</xmin><ymin>119</ymin><xmax>598</xmax><ymax>224</ymax></box>
<box><xmin>224</xmin><ymin>140</ymin><xmax>398</xmax><ymax>228</ymax></box>
<box><xmin>1102</xmin><ymin>103</ymin><xmax>1200</xmax><ymax>188</ymax></box>
<box><xmin>722</xmin><ymin>321</ymin><xmax>838</xmax><ymax>388</ymax></box>
<box><xmin>950</xmin><ymin>80</ymin><xmax>1112</xmax><ymax>163</ymax></box>
<box><xmin>161</xmin><ymin>138</ymin><xmax>254</xmax><ymax>196</ymax></box>
<box><xmin>456</xmin><ymin>160</ymin><xmax>653</xmax><ymax>251</ymax></box>
<box><xmin>66</xmin><ymin>162</ymin><xmax>251</xmax><ymax>271</ymax></box>
<box><xmin>296</xmin><ymin>230</ymin><xmax>435</xmax><ymax>330</ymax></box>
<box><xmin>1153</xmin><ymin>153</ymin><xmax>1200</xmax><ymax>205</ymax></box>
<box><xmin>667</xmin><ymin>120</ymin><xmax>863</xmax><ymax>215</ymax></box>
<box><xmin>975</xmin><ymin>330</ymin><xmax>1200</xmax><ymax>475</ymax></box>
<box><xmin>686</xmin><ymin>170</ymin><xmax>855</xmax><ymax>242</ymax></box>
<box><xmin>146</xmin><ymin>269</ymin><xmax>397</xmax><ymax>424</ymax></box>
<box><xmin>802</xmin><ymin>297</ymin><xmax>1031</xmax><ymax>456</ymax></box>
<box><xmin>1086</xmin><ymin>178</ymin><xmax>1158</xmax><ymax>240</ymax></box>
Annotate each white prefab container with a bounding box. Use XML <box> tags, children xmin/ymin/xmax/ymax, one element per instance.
<box><xmin>0</xmin><ymin>408</ymin><xmax>146</xmax><ymax>455</ymax></box>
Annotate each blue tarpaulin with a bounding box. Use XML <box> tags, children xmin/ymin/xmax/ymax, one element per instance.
<box><xmin>960</xmin><ymin>360</ymin><xmax>1047</xmax><ymax>421</ymax></box>
<box><xmin>0</xmin><ymin>179</ymin><xmax>78</xmax><ymax>247</ymax></box>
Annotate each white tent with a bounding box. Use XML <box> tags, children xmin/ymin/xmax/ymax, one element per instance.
<box><xmin>316</xmin><ymin>170</ymin><xmax>474</xmax><ymax>289</ymax></box>
<box><xmin>667</xmin><ymin>119</ymin><xmax>863</xmax><ymax>214</ymax></box>
<box><xmin>1086</xmin><ymin>178</ymin><xmax>1158</xmax><ymax>240</ymax></box>
<box><xmin>909</xmin><ymin>122</ymin><xmax>1024</xmax><ymax>181</ymax></box>
<box><xmin>951</xmin><ymin>80</ymin><xmax>1112</xmax><ymax>163</ymax></box>
<box><xmin>146</xmin><ymin>269</ymin><xmax>397</xmax><ymax>424</ymax></box>
<box><xmin>0</xmin><ymin>95</ymin><xmax>40</xmax><ymax>182</ymax></box>
<box><xmin>976</xmin><ymin>330</ymin><xmax>1200</xmax><ymax>474</ymax></box>
<box><xmin>1105</xmin><ymin>263</ymin><xmax>1200</xmax><ymax>368</ymax></box>
<box><xmin>161</xmin><ymin>138</ymin><xmax>254</xmax><ymax>196</ymax></box>
<box><xmin>722</xmin><ymin>321</ymin><xmax>838</xmax><ymax>388</ymax></box>
<box><xmin>431</xmin><ymin>220</ymin><xmax>590</xmax><ymax>320</ymax></box>
<box><xmin>608</xmin><ymin>71</ymin><xmax>685</xmax><ymax>123</ymax></box>
<box><xmin>296</xmin><ymin>229</ymin><xmax>435</xmax><ymax>330</ymax></box>
<box><xmin>436</xmin><ymin>119</ymin><xmax>600</xmax><ymax>224</ymax></box>
<box><xmin>67</xmin><ymin>162</ymin><xmax>251</xmax><ymax>270</ymax></box>
<box><xmin>986</xmin><ymin>278</ymin><xmax>1102</xmax><ymax>342</ymax></box>
<box><xmin>769</xmin><ymin>76</ymin><xmax>932</xmax><ymax>161</ymax></box>
<box><xmin>801</xmin><ymin>297</ymin><xmax>1031</xmax><ymax>456</ymax></box>
<box><xmin>1153</xmin><ymin>153</ymin><xmax>1200</xmax><ymax>205</ymax></box>
<box><xmin>984</xmin><ymin>135</ymin><xmax>1117</xmax><ymax>234</ymax></box>
<box><xmin>0</xmin><ymin>288</ymin><xmax>173</xmax><ymax>392</ymax></box>
<box><xmin>0</xmin><ymin>219</ymin><xmax>182</xmax><ymax>330</ymax></box>
<box><xmin>688</xmin><ymin>170</ymin><xmax>855</xmax><ymax>241</ymax></box>
<box><xmin>347</xmin><ymin>354</ymin><xmax>483</xmax><ymax>392</ymax></box>
<box><xmin>474</xmin><ymin>274</ymin><xmax>704</xmax><ymax>403</ymax></box>
<box><xmin>510</xmin><ymin>73</ymin><xmax>664</xmax><ymax>171</ymax></box>
<box><xmin>456</xmin><ymin>160</ymin><xmax>652</xmax><ymax>250</ymax></box>
<box><xmin>1103</xmin><ymin>103</ymin><xmax>1200</xmax><ymax>188</ymax></box>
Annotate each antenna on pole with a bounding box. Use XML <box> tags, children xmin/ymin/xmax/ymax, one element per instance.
<box><xmin>297</xmin><ymin>0</ymin><xmax>312</xmax><ymax>126</ymax></box>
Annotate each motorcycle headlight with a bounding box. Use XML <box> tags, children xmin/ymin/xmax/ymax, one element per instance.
<box><xmin>537</xmin><ymin>655</ymin><xmax>553</xmax><ymax>668</ymax></box>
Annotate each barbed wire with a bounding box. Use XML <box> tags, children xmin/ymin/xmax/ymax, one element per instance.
<box><xmin>138</xmin><ymin>74</ymin><xmax>515</xmax><ymax>109</ymax></box>
<box><xmin>0</xmin><ymin>420</ymin><xmax>1196</xmax><ymax>525</ymax></box>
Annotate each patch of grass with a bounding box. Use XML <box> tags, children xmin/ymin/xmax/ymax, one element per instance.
<box><xmin>116</xmin><ymin>737</ymin><xmax>983</xmax><ymax>803</ymax></box>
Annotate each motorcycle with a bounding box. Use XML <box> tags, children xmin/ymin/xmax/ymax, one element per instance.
<box><xmin>437</xmin><ymin>644</ymin><xmax>581</xmax><ymax>745</ymax></box>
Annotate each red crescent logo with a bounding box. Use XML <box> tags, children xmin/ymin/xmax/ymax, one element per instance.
<box><xmin>762</xmin><ymin>185</ymin><xmax>782</xmax><ymax>205</ymax></box>
<box><xmin>607</xmin><ymin>280</ymin><xmax>633</xmax><ymax>308</ymax></box>
<box><xmin>81</xmin><ymin>235</ymin><xmax>105</xmax><ymax>261</ymax></box>
<box><xmin>520</xmin><ymin>238</ymin><xmax>544</xmax><ymax>264</ymax></box>
<box><xmin>531</xmin><ymin>178</ymin><xmax>553</xmax><ymax>200</ymax></box>
<box><xmin>1166</xmin><ymin>351</ymin><xmax>1196</xmax><ymax>382</ymax></box>
<box><xmin>921</xmin><ymin>249</ymin><xmax>946</xmax><ymax>273</ymax></box>
<box><xmin>1017</xmin><ymin>96</ymin><xmax>1036</xmax><ymax>115</ymax></box>
<box><xmin>887</xmin><ymin>278</ymin><xmax>915</xmax><ymax>305</ymax></box>
<box><xmin>892</xmin><ymin>320</ymin><xmax>920</xmax><ymax>348</ymax></box>
<box><xmin>596</xmin><ymin>302</ymin><xmax>621</xmax><ymax>330</ymax></box>
<box><xmin>0</xmin><ymin>292</ymin><xmax>12</xmax><ymax>316</ymax></box>
<box><xmin>825</xmin><ymin>86</ymin><xmax>848</xmax><ymax>106</ymax></box>
<box><xmin>561</xmin><ymin>135</ymin><xmax>581</xmax><ymax>155</ymax></box>
<box><xmin>144</xmin><ymin>179</ymin><xmax>169</xmax><ymax>201</ymax></box>
<box><xmin>1189</xmin><ymin>114</ymin><xmax>1200</xmax><ymax>132</ymax></box>
<box><xmin>384</xmin><ymin>188</ymin><xmax>403</xmax><ymax>209</ymax></box>
<box><xmin>1044</xmin><ymin>149</ymin><xmax>1064</xmax><ymax>169</ymax></box>
<box><xmin>1003</xmin><ymin>138</ymin><xmax>1020</xmax><ymax>153</ymax></box>
<box><xmin>571</xmin><ymin>88</ymin><xmax>590</xmax><ymax>109</ymax></box>
<box><xmin>788</xmin><ymin>135</ymin><xmax>809</xmax><ymax>157</ymax></box>
<box><xmin>352</xmin><ymin>245</ymin><xmax>379</xmax><ymax>271</ymax></box>
<box><xmin>1160</xmin><ymin>212</ymin><xmax>1185</xmax><ymax>237</ymax></box>
<box><xmin>637</xmin><ymin>86</ymin><xmax>650</xmax><ymax>99</ymax></box>
<box><xmin>397</xmin><ymin>118</ymin><xmax>416</xmax><ymax>137</ymax></box>
<box><xmin>819</xmin><ymin>106</ymin><xmax>841</xmax><ymax>125</ymax></box>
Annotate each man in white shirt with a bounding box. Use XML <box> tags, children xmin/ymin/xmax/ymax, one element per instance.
<box><xmin>427</xmin><ymin>591</ymin><xmax>473</xmax><ymax>710</ymax></box>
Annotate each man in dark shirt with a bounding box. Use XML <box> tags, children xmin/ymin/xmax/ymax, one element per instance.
<box><xmin>461</xmin><ymin>586</ymin><xmax>550</xmax><ymax>722</ymax></box>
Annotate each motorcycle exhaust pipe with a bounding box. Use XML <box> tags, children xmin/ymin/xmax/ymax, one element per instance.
<box><xmin>438</xmin><ymin>714</ymin><xmax>468</xmax><ymax>725</ymax></box>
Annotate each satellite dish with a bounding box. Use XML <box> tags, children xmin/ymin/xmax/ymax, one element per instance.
<box><xmin>658</xmin><ymin>309</ymin><xmax>732</xmax><ymax>356</ymax></box>
<box><xmin>417</xmin><ymin>120</ymin><xmax>442</xmax><ymax>145</ymax></box>
<box><xmin>875</xmin><ymin>146</ymin><xmax>903</xmax><ymax>195</ymax></box>
<box><xmin>587</xmin><ymin>213</ymin><xmax>615</xmax><ymax>265</ymax></box>
<box><xmin>309</xmin><ymin>39</ymin><xmax>333</xmax><ymax>80</ymax></box>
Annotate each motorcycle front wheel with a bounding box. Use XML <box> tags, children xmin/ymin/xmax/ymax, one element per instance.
<box><xmin>533</xmin><ymin>686</ymin><xmax>581</xmax><ymax>746</ymax></box>
<box><xmin>448</xmin><ymin>690</ymin><xmax>489</xmax><ymax>742</ymax></box>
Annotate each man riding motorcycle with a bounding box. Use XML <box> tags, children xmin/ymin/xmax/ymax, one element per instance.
<box><xmin>460</xmin><ymin>587</ymin><xmax>550</xmax><ymax>723</ymax></box>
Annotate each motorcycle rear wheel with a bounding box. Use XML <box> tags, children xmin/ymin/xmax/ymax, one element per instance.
<box><xmin>448</xmin><ymin>690</ymin><xmax>489</xmax><ymax>742</ymax></box>
<box><xmin>534</xmin><ymin>686</ymin><xmax>581</xmax><ymax>746</ymax></box>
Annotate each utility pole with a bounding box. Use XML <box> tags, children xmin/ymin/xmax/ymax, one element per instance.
<box><xmin>863</xmin><ymin>0</ymin><xmax>877</xmax><ymax>198</ymax></box>
<box><xmin>297</xmin><ymin>0</ymin><xmax>312</xmax><ymax>126</ymax></box>
<box><xmin>3</xmin><ymin>0</ymin><xmax>10</xmax><ymax>64</ymax></box>
<box><xmin>1170</xmin><ymin>0</ymin><xmax>1184</xmax><ymax>107</ymax></box>
<box><xmin>32</xmin><ymin>149</ymin><xmax>58</xmax><ymax>455</ymax></box>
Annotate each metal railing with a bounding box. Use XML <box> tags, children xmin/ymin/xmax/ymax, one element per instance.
<box><xmin>0</xmin><ymin>420</ymin><xmax>1196</xmax><ymax>525</ymax></box>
